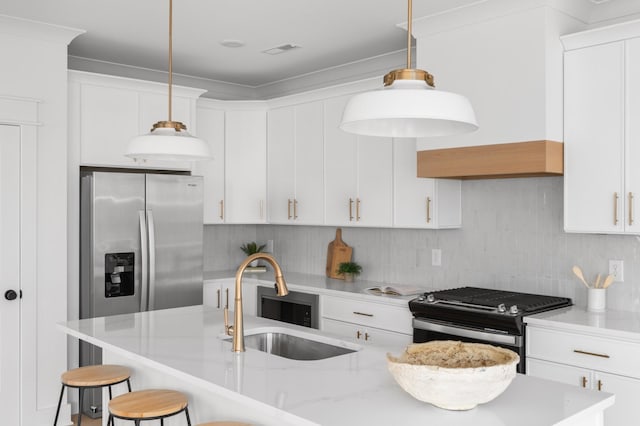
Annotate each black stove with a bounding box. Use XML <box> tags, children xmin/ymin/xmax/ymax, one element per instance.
<box><xmin>409</xmin><ymin>287</ymin><xmax>572</xmax><ymax>373</ymax></box>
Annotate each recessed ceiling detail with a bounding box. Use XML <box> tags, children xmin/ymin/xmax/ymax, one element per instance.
<box><xmin>262</xmin><ymin>44</ymin><xmax>300</xmax><ymax>55</ymax></box>
<box><xmin>220</xmin><ymin>39</ymin><xmax>245</xmax><ymax>48</ymax></box>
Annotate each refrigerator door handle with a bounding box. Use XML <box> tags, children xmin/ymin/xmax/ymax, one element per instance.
<box><xmin>139</xmin><ymin>211</ymin><xmax>149</xmax><ymax>312</ymax></box>
<box><xmin>147</xmin><ymin>209</ymin><xmax>156</xmax><ymax>310</ymax></box>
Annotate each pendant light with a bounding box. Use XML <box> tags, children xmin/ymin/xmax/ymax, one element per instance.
<box><xmin>126</xmin><ymin>0</ymin><xmax>211</xmax><ymax>161</ymax></box>
<box><xmin>340</xmin><ymin>0</ymin><xmax>478</xmax><ymax>138</ymax></box>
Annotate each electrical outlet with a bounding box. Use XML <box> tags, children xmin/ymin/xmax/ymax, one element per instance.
<box><xmin>431</xmin><ymin>249</ymin><xmax>442</xmax><ymax>267</ymax></box>
<box><xmin>609</xmin><ymin>260</ymin><xmax>624</xmax><ymax>282</ymax></box>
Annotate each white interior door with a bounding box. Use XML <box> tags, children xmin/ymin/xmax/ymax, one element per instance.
<box><xmin>0</xmin><ymin>124</ymin><xmax>21</xmax><ymax>425</ymax></box>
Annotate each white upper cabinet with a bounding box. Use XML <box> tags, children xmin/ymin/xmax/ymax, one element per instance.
<box><xmin>267</xmin><ymin>102</ymin><xmax>324</xmax><ymax>225</ymax></box>
<box><xmin>393</xmin><ymin>139</ymin><xmax>461</xmax><ymax>228</ymax></box>
<box><xmin>193</xmin><ymin>100</ymin><xmax>225</xmax><ymax>224</ymax></box>
<box><xmin>70</xmin><ymin>71</ymin><xmax>204</xmax><ymax>171</ymax></box>
<box><xmin>564</xmin><ymin>29</ymin><xmax>640</xmax><ymax>234</ymax></box>
<box><xmin>324</xmin><ymin>95</ymin><xmax>393</xmax><ymax>227</ymax></box>
<box><xmin>224</xmin><ymin>108</ymin><xmax>267</xmax><ymax>224</ymax></box>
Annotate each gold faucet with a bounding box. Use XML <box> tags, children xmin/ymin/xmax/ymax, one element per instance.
<box><xmin>224</xmin><ymin>253</ymin><xmax>288</xmax><ymax>352</ymax></box>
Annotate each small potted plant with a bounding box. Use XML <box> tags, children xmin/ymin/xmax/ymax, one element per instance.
<box><xmin>337</xmin><ymin>261</ymin><xmax>362</xmax><ymax>282</ymax></box>
<box><xmin>240</xmin><ymin>242</ymin><xmax>266</xmax><ymax>267</ymax></box>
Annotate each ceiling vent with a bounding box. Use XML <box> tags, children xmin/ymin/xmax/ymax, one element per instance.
<box><xmin>262</xmin><ymin>44</ymin><xmax>300</xmax><ymax>55</ymax></box>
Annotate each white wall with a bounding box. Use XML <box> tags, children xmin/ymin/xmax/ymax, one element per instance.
<box><xmin>0</xmin><ymin>15</ymin><xmax>82</xmax><ymax>425</ymax></box>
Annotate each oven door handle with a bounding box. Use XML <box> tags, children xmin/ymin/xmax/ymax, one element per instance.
<box><xmin>412</xmin><ymin>318</ymin><xmax>520</xmax><ymax>346</ymax></box>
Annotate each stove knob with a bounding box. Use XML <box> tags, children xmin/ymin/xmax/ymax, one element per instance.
<box><xmin>417</xmin><ymin>296</ymin><xmax>425</xmax><ymax>302</ymax></box>
<box><xmin>509</xmin><ymin>305</ymin><xmax>519</xmax><ymax>314</ymax></box>
<box><xmin>426</xmin><ymin>294</ymin><xmax>435</xmax><ymax>303</ymax></box>
<box><xmin>497</xmin><ymin>303</ymin><xmax>506</xmax><ymax>313</ymax></box>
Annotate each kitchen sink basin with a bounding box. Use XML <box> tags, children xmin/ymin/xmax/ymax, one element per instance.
<box><xmin>223</xmin><ymin>327</ymin><xmax>360</xmax><ymax>361</ymax></box>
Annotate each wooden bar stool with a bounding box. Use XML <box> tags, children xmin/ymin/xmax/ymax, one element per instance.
<box><xmin>108</xmin><ymin>389</ymin><xmax>191</xmax><ymax>425</ymax></box>
<box><xmin>54</xmin><ymin>364</ymin><xmax>132</xmax><ymax>426</ymax></box>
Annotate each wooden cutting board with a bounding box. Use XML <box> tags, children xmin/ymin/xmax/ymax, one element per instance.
<box><xmin>326</xmin><ymin>228</ymin><xmax>353</xmax><ymax>279</ymax></box>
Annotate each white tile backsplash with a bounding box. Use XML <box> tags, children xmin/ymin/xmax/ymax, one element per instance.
<box><xmin>204</xmin><ymin>177</ymin><xmax>640</xmax><ymax>312</ymax></box>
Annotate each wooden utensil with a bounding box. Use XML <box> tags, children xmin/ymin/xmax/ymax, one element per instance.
<box><xmin>602</xmin><ymin>275</ymin><xmax>615</xmax><ymax>289</ymax></box>
<box><xmin>326</xmin><ymin>228</ymin><xmax>353</xmax><ymax>279</ymax></box>
<box><xmin>594</xmin><ymin>274</ymin><xmax>601</xmax><ymax>289</ymax></box>
<box><xmin>572</xmin><ymin>266</ymin><xmax>590</xmax><ymax>288</ymax></box>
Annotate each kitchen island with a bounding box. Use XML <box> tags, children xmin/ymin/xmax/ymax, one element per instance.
<box><xmin>59</xmin><ymin>305</ymin><xmax>613</xmax><ymax>426</ymax></box>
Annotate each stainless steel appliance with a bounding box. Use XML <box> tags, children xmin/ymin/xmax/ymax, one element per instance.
<box><xmin>257</xmin><ymin>286</ymin><xmax>319</xmax><ymax>329</ymax></box>
<box><xmin>79</xmin><ymin>169</ymin><xmax>204</xmax><ymax>416</ymax></box>
<box><xmin>409</xmin><ymin>287</ymin><xmax>572</xmax><ymax>374</ymax></box>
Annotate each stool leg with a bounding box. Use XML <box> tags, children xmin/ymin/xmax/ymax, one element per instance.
<box><xmin>53</xmin><ymin>384</ymin><xmax>65</xmax><ymax>425</ymax></box>
<box><xmin>107</xmin><ymin>413</ymin><xmax>113</xmax><ymax>426</ymax></box>
<box><xmin>108</xmin><ymin>385</ymin><xmax>113</xmax><ymax>400</ymax></box>
<box><xmin>77</xmin><ymin>388</ymin><xmax>84</xmax><ymax>426</ymax></box>
<box><xmin>185</xmin><ymin>407</ymin><xmax>192</xmax><ymax>426</ymax></box>
<box><xmin>126</xmin><ymin>378</ymin><xmax>132</xmax><ymax>392</ymax></box>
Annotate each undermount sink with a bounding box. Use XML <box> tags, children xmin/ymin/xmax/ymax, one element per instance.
<box><xmin>223</xmin><ymin>327</ymin><xmax>360</xmax><ymax>361</ymax></box>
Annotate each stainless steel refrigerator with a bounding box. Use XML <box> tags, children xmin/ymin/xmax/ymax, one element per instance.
<box><xmin>79</xmin><ymin>169</ymin><xmax>204</xmax><ymax>416</ymax></box>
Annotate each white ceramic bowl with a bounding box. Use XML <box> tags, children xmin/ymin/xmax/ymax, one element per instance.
<box><xmin>387</xmin><ymin>340</ymin><xmax>519</xmax><ymax>411</ymax></box>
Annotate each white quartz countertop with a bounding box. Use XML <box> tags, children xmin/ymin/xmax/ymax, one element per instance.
<box><xmin>204</xmin><ymin>270</ymin><xmax>417</xmax><ymax>308</ymax></box>
<box><xmin>59</xmin><ymin>305</ymin><xmax>613</xmax><ymax>426</ymax></box>
<box><xmin>525</xmin><ymin>306</ymin><xmax>640</xmax><ymax>342</ymax></box>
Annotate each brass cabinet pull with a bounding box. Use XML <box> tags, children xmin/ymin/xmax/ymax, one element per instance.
<box><xmin>217</xmin><ymin>289</ymin><xmax>221</xmax><ymax>309</ymax></box>
<box><xmin>287</xmin><ymin>199</ymin><xmax>292</xmax><ymax>220</ymax></box>
<box><xmin>353</xmin><ymin>311</ymin><xmax>373</xmax><ymax>317</ymax></box>
<box><xmin>573</xmin><ymin>349</ymin><xmax>610</xmax><ymax>359</ymax></box>
<box><xmin>426</xmin><ymin>197</ymin><xmax>432</xmax><ymax>223</ymax></box>
<box><xmin>581</xmin><ymin>376</ymin><xmax>587</xmax><ymax>388</ymax></box>
<box><xmin>364</xmin><ymin>332</ymin><xmax>370</xmax><ymax>341</ymax></box>
<box><xmin>356</xmin><ymin>198</ymin><xmax>361</xmax><ymax>221</ymax></box>
<box><xmin>225</xmin><ymin>288</ymin><xmax>229</xmax><ymax>309</ymax></box>
<box><xmin>219</xmin><ymin>200</ymin><xmax>224</xmax><ymax>220</ymax></box>
<box><xmin>614</xmin><ymin>192</ymin><xmax>619</xmax><ymax>225</ymax></box>
<box><xmin>630</xmin><ymin>192</ymin><xmax>634</xmax><ymax>226</ymax></box>
<box><xmin>597</xmin><ymin>379</ymin><xmax>603</xmax><ymax>391</ymax></box>
<box><xmin>294</xmin><ymin>199</ymin><xmax>298</xmax><ymax>219</ymax></box>
<box><xmin>349</xmin><ymin>198</ymin><xmax>354</xmax><ymax>221</ymax></box>
<box><xmin>356</xmin><ymin>330</ymin><xmax>362</xmax><ymax>339</ymax></box>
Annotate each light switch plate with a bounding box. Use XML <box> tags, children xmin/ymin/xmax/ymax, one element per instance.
<box><xmin>432</xmin><ymin>249</ymin><xmax>442</xmax><ymax>267</ymax></box>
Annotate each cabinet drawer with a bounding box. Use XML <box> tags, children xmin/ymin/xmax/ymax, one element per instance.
<box><xmin>321</xmin><ymin>295</ymin><xmax>412</xmax><ymax>334</ymax></box>
<box><xmin>527</xmin><ymin>326</ymin><xmax>640</xmax><ymax>378</ymax></box>
<box><xmin>322</xmin><ymin>318</ymin><xmax>412</xmax><ymax>348</ymax></box>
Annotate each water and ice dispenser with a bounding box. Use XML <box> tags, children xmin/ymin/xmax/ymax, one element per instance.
<box><xmin>104</xmin><ymin>252</ymin><xmax>134</xmax><ymax>297</ymax></box>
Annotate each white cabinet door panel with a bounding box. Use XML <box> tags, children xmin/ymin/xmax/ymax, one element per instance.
<box><xmin>527</xmin><ymin>358</ymin><xmax>593</xmax><ymax>389</ymax></box>
<box><xmin>294</xmin><ymin>101</ymin><xmax>324</xmax><ymax>225</ymax></box>
<box><xmin>225</xmin><ymin>110</ymin><xmax>267</xmax><ymax>223</ymax></box>
<box><xmin>267</xmin><ymin>107</ymin><xmax>295</xmax><ymax>224</ymax></box>
<box><xmin>357</xmin><ymin>136</ymin><xmax>393</xmax><ymax>227</ymax></box>
<box><xmin>195</xmin><ymin>106</ymin><xmax>225</xmax><ymax>224</ymax></box>
<box><xmin>625</xmin><ymin>38</ymin><xmax>640</xmax><ymax>233</ymax></box>
<box><xmin>322</xmin><ymin>318</ymin><xmax>412</xmax><ymax>348</ymax></box>
<box><xmin>564</xmin><ymin>42</ymin><xmax>625</xmax><ymax>233</ymax></box>
<box><xmin>595</xmin><ymin>371</ymin><xmax>640</xmax><ymax>426</ymax></box>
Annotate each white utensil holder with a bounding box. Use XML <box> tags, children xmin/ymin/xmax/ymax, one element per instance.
<box><xmin>587</xmin><ymin>288</ymin><xmax>606</xmax><ymax>312</ymax></box>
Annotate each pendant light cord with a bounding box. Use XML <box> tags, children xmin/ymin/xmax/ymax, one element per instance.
<box><xmin>168</xmin><ymin>0</ymin><xmax>173</xmax><ymax>122</ymax></box>
<box><xmin>406</xmin><ymin>0</ymin><xmax>412</xmax><ymax>69</ymax></box>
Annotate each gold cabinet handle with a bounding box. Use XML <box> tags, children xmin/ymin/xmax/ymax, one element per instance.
<box><xmin>217</xmin><ymin>288</ymin><xmax>221</xmax><ymax>309</ymax></box>
<box><xmin>597</xmin><ymin>379</ymin><xmax>603</xmax><ymax>391</ymax></box>
<box><xmin>356</xmin><ymin>330</ymin><xmax>362</xmax><ymax>339</ymax></box>
<box><xmin>294</xmin><ymin>199</ymin><xmax>298</xmax><ymax>219</ymax></box>
<box><xmin>573</xmin><ymin>349</ymin><xmax>610</xmax><ymax>359</ymax></box>
<box><xmin>353</xmin><ymin>311</ymin><xmax>373</xmax><ymax>317</ymax></box>
<box><xmin>219</xmin><ymin>200</ymin><xmax>224</xmax><ymax>220</ymax></box>
<box><xmin>225</xmin><ymin>288</ymin><xmax>229</xmax><ymax>309</ymax></box>
<box><xmin>287</xmin><ymin>199</ymin><xmax>292</xmax><ymax>220</ymax></box>
<box><xmin>364</xmin><ymin>332</ymin><xmax>370</xmax><ymax>341</ymax></box>
<box><xmin>349</xmin><ymin>198</ymin><xmax>354</xmax><ymax>221</ymax></box>
<box><xmin>581</xmin><ymin>376</ymin><xmax>587</xmax><ymax>388</ymax></box>
<box><xmin>630</xmin><ymin>192</ymin><xmax>634</xmax><ymax>226</ymax></box>
<box><xmin>614</xmin><ymin>192</ymin><xmax>619</xmax><ymax>225</ymax></box>
<box><xmin>356</xmin><ymin>198</ymin><xmax>361</xmax><ymax>221</ymax></box>
<box><xmin>426</xmin><ymin>197</ymin><xmax>432</xmax><ymax>223</ymax></box>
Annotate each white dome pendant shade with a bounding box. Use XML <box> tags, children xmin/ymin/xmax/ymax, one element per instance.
<box><xmin>340</xmin><ymin>0</ymin><xmax>478</xmax><ymax>138</ymax></box>
<box><xmin>125</xmin><ymin>0</ymin><xmax>211</xmax><ymax>162</ymax></box>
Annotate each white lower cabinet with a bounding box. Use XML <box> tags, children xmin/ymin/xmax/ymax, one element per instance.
<box><xmin>321</xmin><ymin>295</ymin><xmax>412</xmax><ymax>348</ymax></box>
<box><xmin>527</xmin><ymin>325</ymin><xmax>640</xmax><ymax>425</ymax></box>
<box><xmin>204</xmin><ymin>278</ymin><xmax>257</xmax><ymax>316</ymax></box>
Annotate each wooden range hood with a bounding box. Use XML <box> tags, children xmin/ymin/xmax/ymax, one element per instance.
<box><xmin>417</xmin><ymin>140</ymin><xmax>563</xmax><ymax>180</ymax></box>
